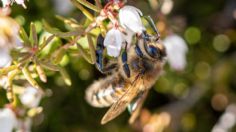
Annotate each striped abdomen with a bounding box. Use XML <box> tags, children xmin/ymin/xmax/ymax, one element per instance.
<box><xmin>85</xmin><ymin>74</ymin><xmax>127</xmax><ymax>107</ymax></box>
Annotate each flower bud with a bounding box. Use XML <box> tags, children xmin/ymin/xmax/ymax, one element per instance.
<box><xmin>119</xmin><ymin>5</ymin><xmax>145</xmax><ymax>33</ymax></box>
<box><xmin>104</xmin><ymin>28</ymin><xmax>124</xmax><ymax>57</ymax></box>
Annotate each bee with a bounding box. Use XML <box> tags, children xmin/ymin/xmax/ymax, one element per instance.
<box><xmin>85</xmin><ymin>17</ymin><xmax>166</xmax><ymax>124</ymax></box>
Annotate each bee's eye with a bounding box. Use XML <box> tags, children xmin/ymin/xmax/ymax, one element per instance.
<box><xmin>146</xmin><ymin>45</ymin><xmax>160</xmax><ymax>59</ymax></box>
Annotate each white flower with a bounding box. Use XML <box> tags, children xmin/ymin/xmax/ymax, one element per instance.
<box><xmin>1</xmin><ymin>0</ymin><xmax>11</xmax><ymax>7</ymax></box>
<box><xmin>0</xmin><ymin>15</ymin><xmax>21</xmax><ymax>49</ymax></box>
<box><xmin>163</xmin><ymin>34</ymin><xmax>188</xmax><ymax>71</ymax></box>
<box><xmin>104</xmin><ymin>28</ymin><xmax>124</xmax><ymax>57</ymax></box>
<box><xmin>0</xmin><ymin>107</ymin><xmax>17</xmax><ymax>132</ymax></box>
<box><xmin>119</xmin><ymin>5</ymin><xmax>145</xmax><ymax>33</ymax></box>
<box><xmin>19</xmin><ymin>86</ymin><xmax>42</xmax><ymax>108</ymax></box>
<box><xmin>0</xmin><ymin>48</ymin><xmax>12</xmax><ymax>68</ymax></box>
<box><xmin>15</xmin><ymin>0</ymin><xmax>26</xmax><ymax>8</ymax></box>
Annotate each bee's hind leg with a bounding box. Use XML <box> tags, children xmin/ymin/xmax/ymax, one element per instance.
<box><xmin>121</xmin><ymin>42</ymin><xmax>131</xmax><ymax>78</ymax></box>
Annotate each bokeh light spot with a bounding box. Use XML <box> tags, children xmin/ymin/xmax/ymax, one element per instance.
<box><xmin>211</xmin><ymin>93</ymin><xmax>228</xmax><ymax>111</ymax></box>
<box><xmin>194</xmin><ymin>62</ymin><xmax>211</xmax><ymax>80</ymax></box>
<box><xmin>213</xmin><ymin>34</ymin><xmax>230</xmax><ymax>52</ymax></box>
<box><xmin>14</xmin><ymin>15</ymin><xmax>25</xmax><ymax>26</ymax></box>
<box><xmin>79</xmin><ymin>69</ymin><xmax>91</xmax><ymax>80</ymax></box>
<box><xmin>184</xmin><ymin>27</ymin><xmax>201</xmax><ymax>45</ymax></box>
<box><xmin>181</xmin><ymin>113</ymin><xmax>196</xmax><ymax>131</ymax></box>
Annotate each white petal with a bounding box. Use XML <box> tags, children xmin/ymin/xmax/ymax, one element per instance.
<box><xmin>107</xmin><ymin>45</ymin><xmax>121</xmax><ymax>57</ymax></box>
<box><xmin>1</xmin><ymin>0</ymin><xmax>11</xmax><ymax>7</ymax></box>
<box><xmin>119</xmin><ymin>5</ymin><xmax>145</xmax><ymax>33</ymax></box>
<box><xmin>104</xmin><ymin>28</ymin><xmax>124</xmax><ymax>57</ymax></box>
<box><xmin>15</xmin><ymin>0</ymin><xmax>24</xmax><ymax>4</ymax></box>
<box><xmin>0</xmin><ymin>108</ymin><xmax>17</xmax><ymax>132</ymax></box>
<box><xmin>122</xmin><ymin>28</ymin><xmax>134</xmax><ymax>49</ymax></box>
<box><xmin>163</xmin><ymin>34</ymin><xmax>188</xmax><ymax>71</ymax></box>
<box><xmin>19</xmin><ymin>86</ymin><xmax>42</xmax><ymax>108</ymax></box>
<box><xmin>0</xmin><ymin>48</ymin><xmax>12</xmax><ymax>68</ymax></box>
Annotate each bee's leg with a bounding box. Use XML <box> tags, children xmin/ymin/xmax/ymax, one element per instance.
<box><xmin>102</xmin><ymin>62</ymin><xmax>118</xmax><ymax>74</ymax></box>
<box><xmin>95</xmin><ymin>34</ymin><xmax>105</xmax><ymax>73</ymax></box>
<box><xmin>134</xmin><ymin>40</ymin><xmax>144</xmax><ymax>58</ymax></box>
<box><xmin>121</xmin><ymin>42</ymin><xmax>131</xmax><ymax>78</ymax></box>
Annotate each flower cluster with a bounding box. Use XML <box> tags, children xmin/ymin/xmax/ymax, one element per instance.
<box><xmin>0</xmin><ymin>15</ymin><xmax>21</xmax><ymax>68</ymax></box>
<box><xmin>0</xmin><ymin>86</ymin><xmax>43</xmax><ymax>132</ymax></box>
<box><xmin>103</xmin><ymin>5</ymin><xmax>145</xmax><ymax>57</ymax></box>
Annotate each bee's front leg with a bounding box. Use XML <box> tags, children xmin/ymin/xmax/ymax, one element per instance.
<box><xmin>121</xmin><ymin>42</ymin><xmax>131</xmax><ymax>78</ymax></box>
<box><xmin>95</xmin><ymin>34</ymin><xmax>105</xmax><ymax>72</ymax></box>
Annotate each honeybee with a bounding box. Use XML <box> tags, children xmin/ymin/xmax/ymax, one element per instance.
<box><xmin>86</xmin><ymin>17</ymin><xmax>166</xmax><ymax>124</ymax></box>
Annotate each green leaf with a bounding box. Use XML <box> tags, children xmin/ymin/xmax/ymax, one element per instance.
<box><xmin>75</xmin><ymin>0</ymin><xmax>101</xmax><ymax>12</ymax></box>
<box><xmin>55</xmin><ymin>15</ymin><xmax>82</xmax><ymax>29</ymax></box>
<box><xmin>43</xmin><ymin>20</ymin><xmax>84</xmax><ymax>38</ymax></box>
<box><xmin>29</xmin><ymin>22</ymin><xmax>38</xmax><ymax>47</ymax></box>
<box><xmin>59</xmin><ymin>67</ymin><xmax>71</xmax><ymax>86</ymax></box>
<box><xmin>19</xmin><ymin>27</ymin><xmax>31</xmax><ymax>47</ymax></box>
<box><xmin>22</xmin><ymin>66</ymin><xmax>41</xmax><ymax>89</ymax></box>
<box><xmin>77</xmin><ymin>43</ymin><xmax>93</xmax><ymax>64</ymax></box>
<box><xmin>71</xmin><ymin>0</ymin><xmax>95</xmax><ymax>21</ymax></box>
<box><xmin>87</xmin><ymin>34</ymin><xmax>96</xmax><ymax>64</ymax></box>
<box><xmin>39</xmin><ymin>61</ymin><xmax>60</xmax><ymax>71</ymax></box>
<box><xmin>51</xmin><ymin>47</ymin><xmax>66</xmax><ymax>64</ymax></box>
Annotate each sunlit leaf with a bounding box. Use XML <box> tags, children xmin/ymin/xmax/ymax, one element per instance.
<box><xmin>51</xmin><ymin>47</ymin><xmax>66</xmax><ymax>64</ymax></box>
<box><xmin>35</xmin><ymin>63</ymin><xmax>47</xmax><ymax>83</ymax></box>
<box><xmin>39</xmin><ymin>61</ymin><xmax>60</xmax><ymax>71</ymax></box>
<box><xmin>87</xmin><ymin>34</ymin><xmax>96</xmax><ymax>64</ymax></box>
<box><xmin>77</xmin><ymin>43</ymin><xmax>93</xmax><ymax>64</ymax></box>
<box><xmin>43</xmin><ymin>20</ymin><xmax>84</xmax><ymax>38</ymax></box>
<box><xmin>29</xmin><ymin>22</ymin><xmax>38</xmax><ymax>47</ymax></box>
<box><xmin>59</xmin><ymin>67</ymin><xmax>71</xmax><ymax>86</ymax></box>
<box><xmin>22</xmin><ymin>66</ymin><xmax>41</xmax><ymax>89</ymax></box>
<box><xmin>75</xmin><ymin>0</ymin><xmax>101</xmax><ymax>12</ymax></box>
<box><xmin>71</xmin><ymin>0</ymin><xmax>95</xmax><ymax>21</ymax></box>
<box><xmin>19</xmin><ymin>27</ymin><xmax>31</xmax><ymax>47</ymax></box>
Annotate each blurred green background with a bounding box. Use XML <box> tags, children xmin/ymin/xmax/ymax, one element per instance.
<box><xmin>2</xmin><ymin>0</ymin><xmax>236</xmax><ymax>131</ymax></box>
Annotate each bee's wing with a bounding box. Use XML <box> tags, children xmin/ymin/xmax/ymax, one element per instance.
<box><xmin>128</xmin><ymin>90</ymin><xmax>149</xmax><ymax>124</ymax></box>
<box><xmin>101</xmin><ymin>78</ymin><xmax>143</xmax><ymax>124</ymax></box>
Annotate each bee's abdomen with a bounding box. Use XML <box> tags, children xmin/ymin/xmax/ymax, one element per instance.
<box><xmin>85</xmin><ymin>76</ymin><xmax>126</xmax><ymax>108</ymax></box>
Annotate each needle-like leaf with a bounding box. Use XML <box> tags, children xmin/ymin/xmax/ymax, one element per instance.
<box><xmin>75</xmin><ymin>0</ymin><xmax>101</xmax><ymax>12</ymax></box>
<box><xmin>29</xmin><ymin>22</ymin><xmax>38</xmax><ymax>47</ymax></box>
